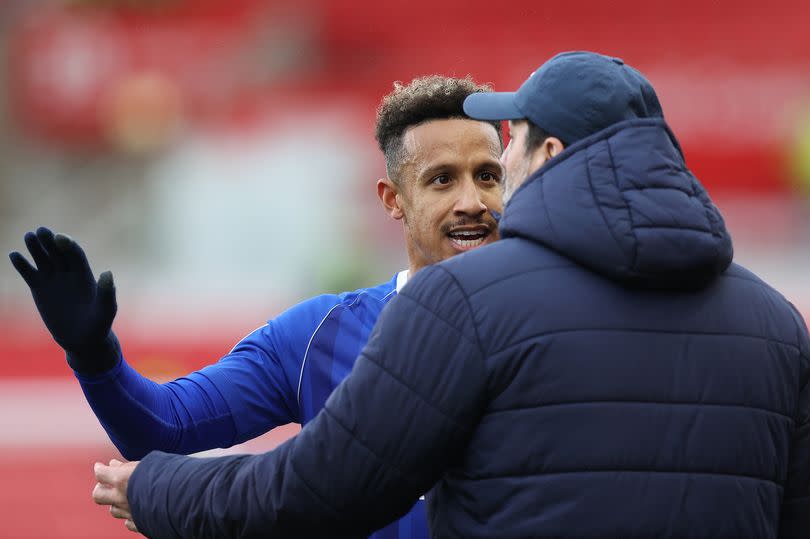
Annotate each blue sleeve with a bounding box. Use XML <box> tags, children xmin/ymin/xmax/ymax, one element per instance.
<box><xmin>77</xmin><ymin>295</ymin><xmax>342</xmax><ymax>460</ymax></box>
<box><xmin>779</xmin><ymin>306</ymin><xmax>810</xmax><ymax>539</ymax></box>
<box><xmin>128</xmin><ymin>265</ymin><xmax>489</xmax><ymax>538</ymax></box>
<box><xmin>196</xmin><ymin>294</ymin><xmax>343</xmax><ymax>438</ymax></box>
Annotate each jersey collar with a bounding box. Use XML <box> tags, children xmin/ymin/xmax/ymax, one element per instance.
<box><xmin>395</xmin><ymin>270</ymin><xmax>409</xmax><ymax>293</ymax></box>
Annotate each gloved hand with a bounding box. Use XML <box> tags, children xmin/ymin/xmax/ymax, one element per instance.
<box><xmin>9</xmin><ymin>227</ymin><xmax>121</xmax><ymax>375</ymax></box>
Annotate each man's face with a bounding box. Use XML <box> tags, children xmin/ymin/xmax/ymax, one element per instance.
<box><xmin>501</xmin><ymin>120</ymin><xmax>533</xmax><ymax>204</ymax></box>
<box><xmin>501</xmin><ymin>120</ymin><xmax>562</xmax><ymax>204</ymax></box>
<box><xmin>395</xmin><ymin>118</ymin><xmax>503</xmax><ymax>272</ymax></box>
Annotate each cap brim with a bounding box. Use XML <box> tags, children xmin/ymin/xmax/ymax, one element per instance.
<box><xmin>463</xmin><ymin>92</ymin><xmax>524</xmax><ymax>121</ymax></box>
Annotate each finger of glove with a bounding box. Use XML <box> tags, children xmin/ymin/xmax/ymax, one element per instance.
<box><xmin>9</xmin><ymin>251</ymin><xmax>38</xmax><ymax>287</ymax></box>
<box><xmin>97</xmin><ymin>271</ymin><xmax>118</xmax><ymax>320</ymax></box>
<box><xmin>36</xmin><ymin>227</ymin><xmax>67</xmax><ymax>272</ymax></box>
<box><xmin>23</xmin><ymin>231</ymin><xmax>52</xmax><ymax>273</ymax></box>
<box><xmin>54</xmin><ymin>233</ymin><xmax>92</xmax><ymax>275</ymax></box>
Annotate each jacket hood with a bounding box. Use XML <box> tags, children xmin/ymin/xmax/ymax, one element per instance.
<box><xmin>499</xmin><ymin>118</ymin><xmax>733</xmax><ymax>290</ymax></box>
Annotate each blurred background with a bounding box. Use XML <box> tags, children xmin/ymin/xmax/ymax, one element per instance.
<box><xmin>1</xmin><ymin>0</ymin><xmax>809</xmax><ymax>536</ymax></box>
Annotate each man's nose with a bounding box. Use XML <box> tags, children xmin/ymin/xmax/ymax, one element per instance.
<box><xmin>454</xmin><ymin>179</ymin><xmax>488</xmax><ymax>216</ymax></box>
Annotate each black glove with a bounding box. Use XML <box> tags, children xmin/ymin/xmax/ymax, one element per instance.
<box><xmin>9</xmin><ymin>227</ymin><xmax>121</xmax><ymax>375</ymax></box>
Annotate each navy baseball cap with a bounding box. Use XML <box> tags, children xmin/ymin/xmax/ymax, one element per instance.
<box><xmin>463</xmin><ymin>51</ymin><xmax>664</xmax><ymax>145</ymax></box>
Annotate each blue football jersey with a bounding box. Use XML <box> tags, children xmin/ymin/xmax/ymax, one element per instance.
<box><xmin>78</xmin><ymin>271</ymin><xmax>428</xmax><ymax>538</ymax></box>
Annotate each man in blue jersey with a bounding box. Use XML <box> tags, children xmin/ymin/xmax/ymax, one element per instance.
<box><xmin>9</xmin><ymin>75</ymin><xmax>504</xmax><ymax>538</ymax></box>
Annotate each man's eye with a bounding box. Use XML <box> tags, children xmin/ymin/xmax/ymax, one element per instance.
<box><xmin>432</xmin><ymin>175</ymin><xmax>451</xmax><ymax>185</ymax></box>
<box><xmin>480</xmin><ymin>172</ymin><xmax>500</xmax><ymax>182</ymax></box>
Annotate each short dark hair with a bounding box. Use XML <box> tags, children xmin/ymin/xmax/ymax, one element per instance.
<box><xmin>524</xmin><ymin>121</ymin><xmax>566</xmax><ymax>151</ymax></box>
<box><xmin>375</xmin><ymin>75</ymin><xmax>503</xmax><ymax>183</ymax></box>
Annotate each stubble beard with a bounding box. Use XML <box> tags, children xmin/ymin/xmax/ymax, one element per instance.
<box><xmin>503</xmin><ymin>178</ymin><xmax>517</xmax><ymax>205</ymax></box>
<box><xmin>503</xmin><ymin>157</ymin><xmax>531</xmax><ymax>206</ymax></box>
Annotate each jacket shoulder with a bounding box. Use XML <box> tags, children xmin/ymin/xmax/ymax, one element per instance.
<box><xmin>436</xmin><ymin>237</ymin><xmax>572</xmax><ymax>295</ymax></box>
<box><xmin>722</xmin><ymin>263</ymin><xmax>810</xmax><ymax>352</ymax></box>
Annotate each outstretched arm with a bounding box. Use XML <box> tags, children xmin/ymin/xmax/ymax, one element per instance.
<box><xmin>76</xmin><ymin>321</ymin><xmax>305</xmax><ymax>460</ymax></box>
<box><xmin>124</xmin><ymin>265</ymin><xmax>489</xmax><ymax>539</ymax></box>
<box><xmin>10</xmin><ymin>228</ymin><xmax>304</xmax><ymax>459</ymax></box>
<box><xmin>75</xmin><ymin>355</ymin><xmax>237</xmax><ymax>460</ymax></box>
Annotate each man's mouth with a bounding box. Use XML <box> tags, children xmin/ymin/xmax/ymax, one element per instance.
<box><xmin>447</xmin><ymin>227</ymin><xmax>491</xmax><ymax>251</ymax></box>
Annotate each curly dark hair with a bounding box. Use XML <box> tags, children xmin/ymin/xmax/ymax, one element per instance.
<box><xmin>375</xmin><ymin>75</ymin><xmax>503</xmax><ymax>183</ymax></box>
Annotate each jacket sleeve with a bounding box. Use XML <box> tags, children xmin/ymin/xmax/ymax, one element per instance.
<box><xmin>128</xmin><ymin>265</ymin><xmax>489</xmax><ymax>539</ymax></box>
<box><xmin>779</xmin><ymin>305</ymin><xmax>810</xmax><ymax>539</ymax></box>
<box><xmin>76</xmin><ymin>296</ymin><xmax>338</xmax><ymax>460</ymax></box>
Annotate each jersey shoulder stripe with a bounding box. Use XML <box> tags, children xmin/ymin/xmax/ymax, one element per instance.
<box><xmin>296</xmin><ymin>274</ymin><xmax>398</xmax><ymax>415</ymax></box>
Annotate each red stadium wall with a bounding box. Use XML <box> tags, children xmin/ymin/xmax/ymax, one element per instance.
<box><xmin>9</xmin><ymin>0</ymin><xmax>810</xmax><ymax>192</ymax></box>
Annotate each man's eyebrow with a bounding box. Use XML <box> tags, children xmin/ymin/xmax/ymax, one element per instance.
<box><xmin>475</xmin><ymin>157</ymin><xmax>505</xmax><ymax>173</ymax></box>
<box><xmin>479</xmin><ymin>157</ymin><xmax>503</xmax><ymax>167</ymax></box>
<box><xmin>417</xmin><ymin>163</ymin><xmax>456</xmax><ymax>178</ymax></box>
<box><xmin>419</xmin><ymin>158</ymin><xmax>503</xmax><ymax>177</ymax></box>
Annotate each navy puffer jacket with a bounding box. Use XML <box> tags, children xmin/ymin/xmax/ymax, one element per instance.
<box><xmin>129</xmin><ymin>119</ymin><xmax>810</xmax><ymax>539</ymax></box>
<box><xmin>424</xmin><ymin>118</ymin><xmax>810</xmax><ymax>538</ymax></box>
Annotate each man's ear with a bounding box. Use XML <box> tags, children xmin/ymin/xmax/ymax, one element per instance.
<box><xmin>529</xmin><ymin>136</ymin><xmax>566</xmax><ymax>172</ymax></box>
<box><xmin>377</xmin><ymin>178</ymin><xmax>404</xmax><ymax>220</ymax></box>
<box><xmin>545</xmin><ymin>137</ymin><xmax>565</xmax><ymax>159</ymax></box>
